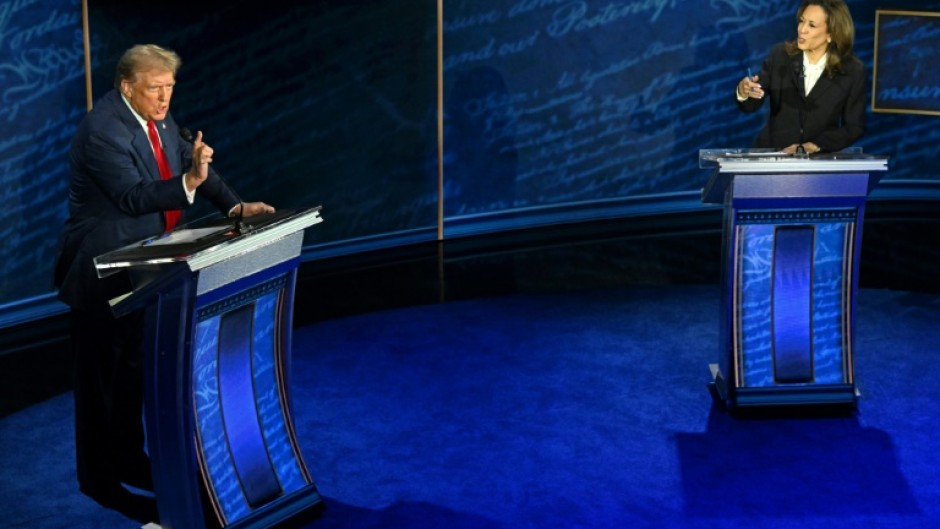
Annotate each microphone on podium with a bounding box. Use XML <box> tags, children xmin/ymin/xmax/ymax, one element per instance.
<box><xmin>792</xmin><ymin>62</ymin><xmax>808</xmax><ymax>156</ymax></box>
<box><xmin>179</xmin><ymin>127</ymin><xmax>250</xmax><ymax>234</ymax></box>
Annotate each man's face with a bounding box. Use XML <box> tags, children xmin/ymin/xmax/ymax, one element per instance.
<box><xmin>122</xmin><ymin>69</ymin><xmax>175</xmax><ymax>122</ymax></box>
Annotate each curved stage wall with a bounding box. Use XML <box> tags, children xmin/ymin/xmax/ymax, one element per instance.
<box><xmin>2</xmin><ymin>0</ymin><xmax>940</xmax><ymax>323</ymax></box>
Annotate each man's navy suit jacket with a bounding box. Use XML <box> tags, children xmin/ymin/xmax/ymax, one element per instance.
<box><xmin>738</xmin><ymin>43</ymin><xmax>866</xmax><ymax>152</ymax></box>
<box><xmin>55</xmin><ymin>89</ymin><xmax>240</xmax><ymax>314</ymax></box>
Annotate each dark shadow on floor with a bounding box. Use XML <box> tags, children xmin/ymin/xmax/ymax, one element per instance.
<box><xmin>280</xmin><ymin>497</ymin><xmax>505</xmax><ymax>529</ymax></box>
<box><xmin>675</xmin><ymin>403</ymin><xmax>921</xmax><ymax>519</ymax></box>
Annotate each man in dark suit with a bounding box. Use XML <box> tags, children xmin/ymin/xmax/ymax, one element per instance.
<box><xmin>54</xmin><ymin>44</ymin><xmax>273</xmax><ymax>520</ymax></box>
<box><xmin>735</xmin><ymin>0</ymin><xmax>865</xmax><ymax>154</ymax></box>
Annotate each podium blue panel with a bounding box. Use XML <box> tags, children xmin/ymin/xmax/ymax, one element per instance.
<box><xmin>218</xmin><ymin>304</ymin><xmax>284</xmax><ymax>507</ymax></box>
<box><xmin>771</xmin><ymin>226</ymin><xmax>814</xmax><ymax>383</ymax></box>
<box><xmin>700</xmin><ymin>153</ymin><xmax>886</xmax><ymax>408</ymax></box>
<box><xmin>735</xmin><ymin>210</ymin><xmax>855</xmax><ymax>390</ymax></box>
<box><xmin>193</xmin><ymin>273</ymin><xmax>313</xmax><ymax>527</ymax></box>
<box><xmin>96</xmin><ymin>208</ymin><xmax>324</xmax><ymax>528</ymax></box>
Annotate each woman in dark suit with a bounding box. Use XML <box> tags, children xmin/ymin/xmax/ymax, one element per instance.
<box><xmin>736</xmin><ymin>0</ymin><xmax>865</xmax><ymax>154</ymax></box>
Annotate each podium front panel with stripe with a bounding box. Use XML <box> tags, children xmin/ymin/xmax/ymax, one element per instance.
<box><xmin>96</xmin><ymin>207</ymin><xmax>323</xmax><ymax>529</ymax></box>
<box><xmin>701</xmin><ymin>152</ymin><xmax>887</xmax><ymax>408</ymax></box>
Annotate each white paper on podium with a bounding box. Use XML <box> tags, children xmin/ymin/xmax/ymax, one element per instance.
<box><xmin>143</xmin><ymin>227</ymin><xmax>229</xmax><ymax>246</ymax></box>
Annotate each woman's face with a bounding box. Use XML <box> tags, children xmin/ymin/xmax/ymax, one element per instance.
<box><xmin>797</xmin><ymin>4</ymin><xmax>830</xmax><ymax>55</ymax></box>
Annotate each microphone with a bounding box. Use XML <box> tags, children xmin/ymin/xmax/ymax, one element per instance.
<box><xmin>792</xmin><ymin>60</ymin><xmax>808</xmax><ymax>156</ymax></box>
<box><xmin>179</xmin><ymin>127</ymin><xmax>250</xmax><ymax>234</ymax></box>
<box><xmin>792</xmin><ymin>60</ymin><xmax>806</xmax><ymax>97</ymax></box>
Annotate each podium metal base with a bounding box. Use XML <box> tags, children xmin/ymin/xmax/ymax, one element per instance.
<box><xmin>708</xmin><ymin>364</ymin><xmax>858</xmax><ymax>409</ymax></box>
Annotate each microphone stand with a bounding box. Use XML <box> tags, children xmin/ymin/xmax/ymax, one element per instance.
<box><xmin>179</xmin><ymin>127</ymin><xmax>251</xmax><ymax>234</ymax></box>
<box><xmin>795</xmin><ymin>60</ymin><xmax>808</xmax><ymax>158</ymax></box>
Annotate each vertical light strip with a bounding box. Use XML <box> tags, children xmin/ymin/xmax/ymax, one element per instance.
<box><xmin>732</xmin><ymin>224</ymin><xmax>743</xmax><ymax>388</ymax></box>
<box><xmin>842</xmin><ymin>222</ymin><xmax>856</xmax><ymax>382</ymax></box>
<box><xmin>770</xmin><ymin>226</ymin><xmax>814</xmax><ymax>383</ymax></box>
<box><xmin>218</xmin><ymin>304</ymin><xmax>283</xmax><ymax>509</ymax></box>
<box><xmin>81</xmin><ymin>0</ymin><xmax>93</xmax><ymax>110</ymax></box>
<box><xmin>436</xmin><ymin>0</ymin><xmax>444</xmax><ymax>241</ymax></box>
<box><xmin>871</xmin><ymin>11</ymin><xmax>881</xmax><ymax>112</ymax></box>
<box><xmin>436</xmin><ymin>0</ymin><xmax>447</xmax><ymax>303</ymax></box>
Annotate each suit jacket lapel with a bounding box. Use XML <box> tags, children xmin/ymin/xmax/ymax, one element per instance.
<box><xmin>790</xmin><ymin>53</ymin><xmax>806</xmax><ymax>100</ymax></box>
<box><xmin>807</xmin><ymin>73</ymin><xmax>834</xmax><ymax>101</ymax></box>
<box><xmin>157</xmin><ymin>120</ymin><xmax>182</xmax><ymax>176</ymax></box>
<box><xmin>108</xmin><ymin>90</ymin><xmax>163</xmax><ymax>182</ymax></box>
<box><xmin>131</xmin><ymin>128</ymin><xmax>162</xmax><ymax>182</ymax></box>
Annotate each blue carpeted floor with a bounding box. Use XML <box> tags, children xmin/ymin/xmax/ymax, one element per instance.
<box><xmin>2</xmin><ymin>285</ymin><xmax>939</xmax><ymax>528</ymax></box>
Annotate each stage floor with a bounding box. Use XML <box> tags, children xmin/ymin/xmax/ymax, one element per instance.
<box><xmin>2</xmin><ymin>211</ymin><xmax>939</xmax><ymax>528</ymax></box>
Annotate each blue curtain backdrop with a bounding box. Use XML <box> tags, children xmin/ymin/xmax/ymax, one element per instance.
<box><xmin>2</xmin><ymin>0</ymin><xmax>939</xmax><ymax>313</ymax></box>
<box><xmin>83</xmin><ymin>0</ymin><xmax>440</xmax><ymax>245</ymax></box>
<box><xmin>441</xmin><ymin>0</ymin><xmax>940</xmax><ymax>225</ymax></box>
<box><xmin>0</xmin><ymin>0</ymin><xmax>85</xmax><ymax>310</ymax></box>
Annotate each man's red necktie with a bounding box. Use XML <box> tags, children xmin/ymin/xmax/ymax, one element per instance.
<box><xmin>146</xmin><ymin>120</ymin><xmax>182</xmax><ymax>232</ymax></box>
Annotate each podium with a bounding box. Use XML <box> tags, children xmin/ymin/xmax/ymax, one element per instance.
<box><xmin>701</xmin><ymin>151</ymin><xmax>887</xmax><ymax>409</ymax></box>
<box><xmin>94</xmin><ymin>207</ymin><xmax>324</xmax><ymax>529</ymax></box>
